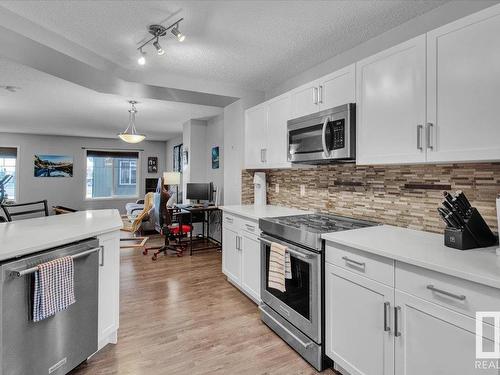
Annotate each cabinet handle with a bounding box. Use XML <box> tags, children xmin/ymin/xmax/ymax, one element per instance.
<box><xmin>313</xmin><ymin>87</ymin><xmax>319</xmax><ymax>104</ymax></box>
<box><xmin>342</xmin><ymin>256</ymin><xmax>365</xmax><ymax>269</ymax></box>
<box><xmin>426</xmin><ymin>122</ymin><xmax>434</xmax><ymax>150</ymax></box>
<box><xmin>417</xmin><ymin>124</ymin><xmax>423</xmax><ymax>150</ymax></box>
<box><xmin>318</xmin><ymin>85</ymin><xmax>323</xmax><ymax>104</ymax></box>
<box><xmin>394</xmin><ymin>306</ymin><xmax>401</xmax><ymax>337</ymax></box>
<box><xmin>245</xmin><ymin>224</ymin><xmax>255</xmax><ymax>232</ymax></box>
<box><xmin>260</xmin><ymin>149</ymin><xmax>265</xmax><ymax>163</ymax></box>
<box><xmin>225</xmin><ymin>217</ymin><xmax>233</xmax><ymax>224</ymax></box>
<box><xmin>427</xmin><ymin>285</ymin><xmax>466</xmax><ymax>301</ymax></box>
<box><xmin>263</xmin><ymin>148</ymin><xmax>267</xmax><ymax>163</ymax></box>
<box><xmin>383</xmin><ymin>302</ymin><xmax>391</xmax><ymax>332</ymax></box>
<box><xmin>99</xmin><ymin>245</ymin><xmax>105</xmax><ymax>267</ymax></box>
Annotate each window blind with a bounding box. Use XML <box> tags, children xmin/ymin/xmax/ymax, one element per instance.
<box><xmin>0</xmin><ymin>147</ymin><xmax>17</xmax><ymax>158</ymax></box>
<box><xmin>86</xmin><ymin>150</ymin><xmax>139</xmax><ymax>159</ymax></box>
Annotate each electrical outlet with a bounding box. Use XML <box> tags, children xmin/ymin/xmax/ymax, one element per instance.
<box><xmin>275</xmin><ymin>183</ymin><xmax>279</xmax><ymax>193</ymax></box>
<box><xmin>300</xmin><ymin>184</ymin><xmax>306</xmax><ymax>197</ymax></box>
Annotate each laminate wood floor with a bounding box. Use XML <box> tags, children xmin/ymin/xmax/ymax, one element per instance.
<box><xmin>70</xmin><ymin>237</ymin><xmax>336</xmax><ymax>375</ymax></box>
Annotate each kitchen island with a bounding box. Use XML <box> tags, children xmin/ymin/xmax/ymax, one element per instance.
<box><xmin>0</xmin><ymin>209</ymin><xmax>122</xmax><ymax>353</ymax></box>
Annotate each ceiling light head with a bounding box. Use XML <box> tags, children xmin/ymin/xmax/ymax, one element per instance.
<box><xmin>137</xmin><ymin>49</ymin><xmax>146</xmax><ymax>65</ymax></box>
<box><xmin>118</xmin><ymin>100</ymin><xmax>146</xmax><ymax>143</ymax></box>
<box><xmin>171</xmin><ymin>26</ymin><xmax>185</xmax><ymax>42</ymax></box>
<box><xmin>153</xmin><ymin>39</ymin><xmax>165</xmax><ymax>56</ymax></box>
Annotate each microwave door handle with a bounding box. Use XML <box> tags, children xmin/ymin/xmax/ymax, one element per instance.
<box><xmin>321</xmin><ymin>117</ymin><xmax>330</xmax><ymax>157</ymax></box>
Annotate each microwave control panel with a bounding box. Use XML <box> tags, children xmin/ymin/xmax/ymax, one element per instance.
<box><xmin>331</xmin><ymin>119</ymin><xmax>345</xmax><ymax>150</ymax></box>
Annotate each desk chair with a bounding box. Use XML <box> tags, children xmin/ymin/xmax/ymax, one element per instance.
<box><xmin>1</xmin><ymin>200</ymin><xmax>49</xmax><ymax>221</ymax></box>
<box><xmin>144</xmin><ymin>182</ymin><xmax>193</xmax><ymax>260</ymax></box>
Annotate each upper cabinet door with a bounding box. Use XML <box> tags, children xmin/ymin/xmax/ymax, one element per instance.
<box><xmin>266</xmin><ymin>94</ymin><xmax>291</xmax><ymax>168</ymax></box>
<box><xmin>318</xmin><ymin>64</ymin><xmax>356</xmax><ymax>110</ymax></box>
<box><xmin>356</xmin><ymin>35</ymin><xmax>427</xmax><ymax>165</ymax></box>
<box><xmin>290</xmin><ymin>82</ymin><xmax>319</xmax><ymax>119</ymax></box>
<box><xmin>426</xmin><ymin>4</ymin><xmax>500</xmax><ymax>163</ymax></box>
<box><xmin>244</xmin><ymin>104</ymin><xmax>268</xmax><ymax>169</ymax></box>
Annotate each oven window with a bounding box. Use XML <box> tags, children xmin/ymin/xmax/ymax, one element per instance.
<box><xmin>265</xmin><ymin>246</ymin><xmax>311</xmax><ymax>320</ymax></box>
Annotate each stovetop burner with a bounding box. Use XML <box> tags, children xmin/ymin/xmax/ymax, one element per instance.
<box><xmin>259</xmin><ymin>213</ymin><xmax>379</xmax><ymax>251</ymax></box>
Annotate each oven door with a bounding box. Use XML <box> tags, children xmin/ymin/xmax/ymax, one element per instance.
<box><xmin>260</xmin><ymin>234</ymin><xmax>321</xmax><ymax>343</ymax></box>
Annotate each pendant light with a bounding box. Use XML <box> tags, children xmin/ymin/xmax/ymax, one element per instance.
<box><xmin>118</xmin><ymin>100</ymin><xmax>146</xmax><ymax>143</ymax></box>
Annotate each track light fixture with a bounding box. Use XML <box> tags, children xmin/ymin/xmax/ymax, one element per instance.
<box><xmin>171</xmin><ymin>26</ymin><xmax>185</xmax><ymax>42</ymax></box>
<box><xmin>153</xmin><ymin>38</ymin><xmax>165</xmax><ymax>55</ymax></box>
<box><xmin>137</xmin><ymin>49</ymin><xmax>146</xmax><ymax>65</ymax></box>
<box><xmin>136</xmin><ymin>18</ymin><xmax>185</xmax><ymax>65</ymax></box>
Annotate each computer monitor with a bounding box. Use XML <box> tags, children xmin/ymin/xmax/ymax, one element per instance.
<box><xmin>186</xmin><ymin>182</ymin><xmax>213</xmax><ymax>202</ymax></box>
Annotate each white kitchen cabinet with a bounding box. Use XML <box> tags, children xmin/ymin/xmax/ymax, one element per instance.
<box><xmin>356</xmin><ymin>35</ymin><xmax>427</xmax><ymax>165</ymax></box>
<box><xmin>241</xmin><ymin>231</ymin><xmax>261</xmax><ymax>302</ymax></box>
<box><xmin>318</xmin><ymin>64</ymin><xmax>355</xmax><ymax>110</ymax></box>
<box><xmin>394</xmin><ymin>290</ymin><xmax>497</xmax><ymax>375</ymax></box>
<box><xmin>291</xmin><ymin>82</ymin><xmax>319</xmax><ymax>119</ymax></box>
<box><xmin>426</xmin><ymin>4</ymin><xmax>500</xmax><ymax>163</ymax></box>
<box><xmin>97</xmin><ymin>231</ymin><xmax>120</xmax><ymax>350</ymax></box>
<box><xmin>222</xmin><ymin>226</ymin><xmax>241</xmax><ymax>285</ymax></box>
<box><xmin>244</xmin><ymin>103</ymin><xmax>268</xmax><ymax>169</ymax></box>
<box><xmin>266</xmin><ymin>94</ymin><xmax>291</xmax><ymax>168</ymax></box>
<box><xmin>290</xmin><ymin>64</ymin><xmax>356</xmax><ymax>120</ymax></box>
<box><xmin>325</xmin><ymin>263</ymin><xmax>394</xmax><ymax>375</ymax></box>
<box><xmin>244</xmin><ymin>93</ymin><xmax>291</xmax><ymax>169</ymax></box>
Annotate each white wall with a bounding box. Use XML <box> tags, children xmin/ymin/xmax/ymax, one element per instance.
<box><xmin>206</xmin><ymin>114</ymin><xmax>224</xmax><ymax>202</ymax></box>
<box><xmin>266</xmin><ymin>0</ymin><xmax>498</xmax><ymax>99</ymax></box>
<box><xmin>0</xmin><ymin>132</ymin><xmax>166</xmax><ymax>213</ymax></box>
<box><xmin>223</xmin><ymin>93</ymin><xmax>265</xmax><ymax>205</ymax></box>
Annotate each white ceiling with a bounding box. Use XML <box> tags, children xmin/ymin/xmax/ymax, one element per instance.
<box><xmin>0</xmin><ymin>0</ymin><xmax>448</xmax><ymax>92</ymax></box>
<box><xmin>0</xmin><ymin>58</ymin><xmax>222</xmax><ymax>141</ymax></box>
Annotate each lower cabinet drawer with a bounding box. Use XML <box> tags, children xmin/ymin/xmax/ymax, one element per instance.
<box><xmin>325</xmin><ymin>241</ymin><xmax>394</xmax><ymax>287</ymax></box>
<box><xmin>223</xmin><ymin>213</ymin><xmax>239</xmax><ymax>230</ymax></box>
<box><xmin>395</xmin><ymin>262</ymin><xmax>500</xmax><ymax>319</ymax></box>
<box><xmin>239</xmin><ymin>218</ymin><xmax>259</xmax><ymax>235</ymax></box>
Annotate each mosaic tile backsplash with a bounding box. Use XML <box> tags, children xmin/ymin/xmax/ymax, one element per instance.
<box><xmin>242</xmin><ymin>163</ymin><xmax>500</xmax><ymax>234</ymax></box>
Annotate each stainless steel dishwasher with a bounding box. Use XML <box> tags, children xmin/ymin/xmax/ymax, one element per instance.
<box><xmin>0</xmin><ymin>238</ymin><xmax>100</xmax><ymax>375</ymax></box>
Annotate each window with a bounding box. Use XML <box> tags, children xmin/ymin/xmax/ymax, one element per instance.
<box><xmin>119</xmin><ymin>160</ymin><xmax>137</xmax><ymax>185</ymax></box>
<box><xmin>0</xmin><ymin>147</ymin><xmax>17</xmax><ymax>202</ymax></box>
<box><xmin>86</xmin><ymin>150</ymin><xmax>139</xmax><ymax>199</ymax></box>
<box><xmin>173</xmin><ymin>144</ymin><xmax>183</xmax><ymax>172</ymax></box>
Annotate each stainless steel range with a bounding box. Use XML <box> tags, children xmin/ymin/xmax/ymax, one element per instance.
<box><xmin>259</xmin><ymin>213</ymin><xmax>378</xmax><ymax>371</ymax></box>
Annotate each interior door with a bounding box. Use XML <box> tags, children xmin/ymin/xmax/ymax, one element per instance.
<box><xmin>394</xmin><ymin>290</ymin><xmax>498</xmax><ymax>375</ymax></box>
<box><xmin>356</xmin><ymin>35</ymin><xmax>427</xmax><ymax>165</ymax></box>
<box><xmin>325</xmin><ymin>263</ymin><xmax>394</xmax><ymax>375</ymax></box>
<box><xmin>222</xmin><ymin>227</ymin><xmax>241</xmax><ymax>284</ymax></box>
<box><xmin>319</xmin><ymin>64</ymin><xmax>356</xmax><ymax>110</ymax></box>
<box><xmin>241</xmin><ymin>231</ymin><xmax>261</xmax><ymax>302</ymax></box>
<box><xmin>266</xmin><ymin>94</ymin><xmax>291</xmax><ymax>168</ymax></box>
<box><xmin>244</xmin><ymin>104</ymin><xmax>268</xmax><ymax>168</ymax></box>
<box><xmin>291</xmin><ymin>82</ymin><xmax>319</xmax><ymax>119</ymax></box>
<box><xmin>426</xmin><ymin>4</ymin><xmax>500</xmax><ymax>162</ymax></box>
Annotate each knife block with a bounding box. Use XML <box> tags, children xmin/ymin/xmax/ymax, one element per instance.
<box><xmin>444</xmin><ymin>208</ymin><xmax>498</xmax><ymax>250</ymax></box>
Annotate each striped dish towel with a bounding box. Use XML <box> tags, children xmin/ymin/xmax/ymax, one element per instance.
<box><xmin>268</xmin><ymin>242</ymin><xmax>292</xmax><ymax>292</ymax></box>
<box><xmin>33</xmin><ymin>256</ymin><xmax>76</xmax><ymax>322</ymax></box>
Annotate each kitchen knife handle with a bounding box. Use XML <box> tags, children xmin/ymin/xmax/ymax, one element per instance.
<box><xmin>417</xmin><ymin>125</ymin><xmax>423</xmax><ymax>150</ymax></box>
<box><xmin>426</xmin><ymin>122</ymin><xmax>434</xmax><ymax>150</ymax></box>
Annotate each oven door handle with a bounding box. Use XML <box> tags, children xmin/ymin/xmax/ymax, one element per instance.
<box><xmin>259</xmin><ymin>306</ymin><xmax>312</xmax><ymax>349</ymax></box>
<box><xmin>321</xmin><ymin>116</ymin><xmax>330</xmax><ymax>158</ymax></box>
<box><xmin>260</xmin><ymin>237</ymin><xmax>312</xmax><ymax>259</ymax></box>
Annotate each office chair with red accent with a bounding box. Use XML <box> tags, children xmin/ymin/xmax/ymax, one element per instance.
<box><xmin>144</xmin><ymin>178</ymin><xmax>193</xmax><ymax>260</ymax></box>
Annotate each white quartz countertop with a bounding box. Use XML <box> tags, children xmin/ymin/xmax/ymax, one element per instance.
<box><xmin>221</xmin><ymin>205</ymin><xmax>312</xmax><ymax>220</ymax></box>
<box><xmin>322</xmin><ymin>225</ymin><xmax>500</xmax><ymax>289</ymax></box>
<box><xmin>0</xmin><ymin>209</ymin><xmax>123</xmax><ymax>261</ymax></box>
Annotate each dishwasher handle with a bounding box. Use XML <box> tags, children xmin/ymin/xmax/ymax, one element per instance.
<box><xmin>10</xmin><ymin>246</ymin><xmax>102</xmax><ymax>278</ymax></box>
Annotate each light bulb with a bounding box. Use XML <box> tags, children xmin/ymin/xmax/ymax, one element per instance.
<box><xmin>138</xmin><ymin>55</ymin><xmax>146</xmax><ymax>65</ymax></box>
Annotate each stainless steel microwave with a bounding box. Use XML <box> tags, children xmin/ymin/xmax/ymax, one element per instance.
<box><xmin>287</xmin><ymin>103</ymin><xmax>355</xmax><ymax>164</ymax></box>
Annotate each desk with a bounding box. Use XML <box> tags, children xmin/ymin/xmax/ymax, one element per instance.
<box><xmin>178</xmin><ymin>206</ymin><xmax>222</xmax><ymax>255</ymax></box>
